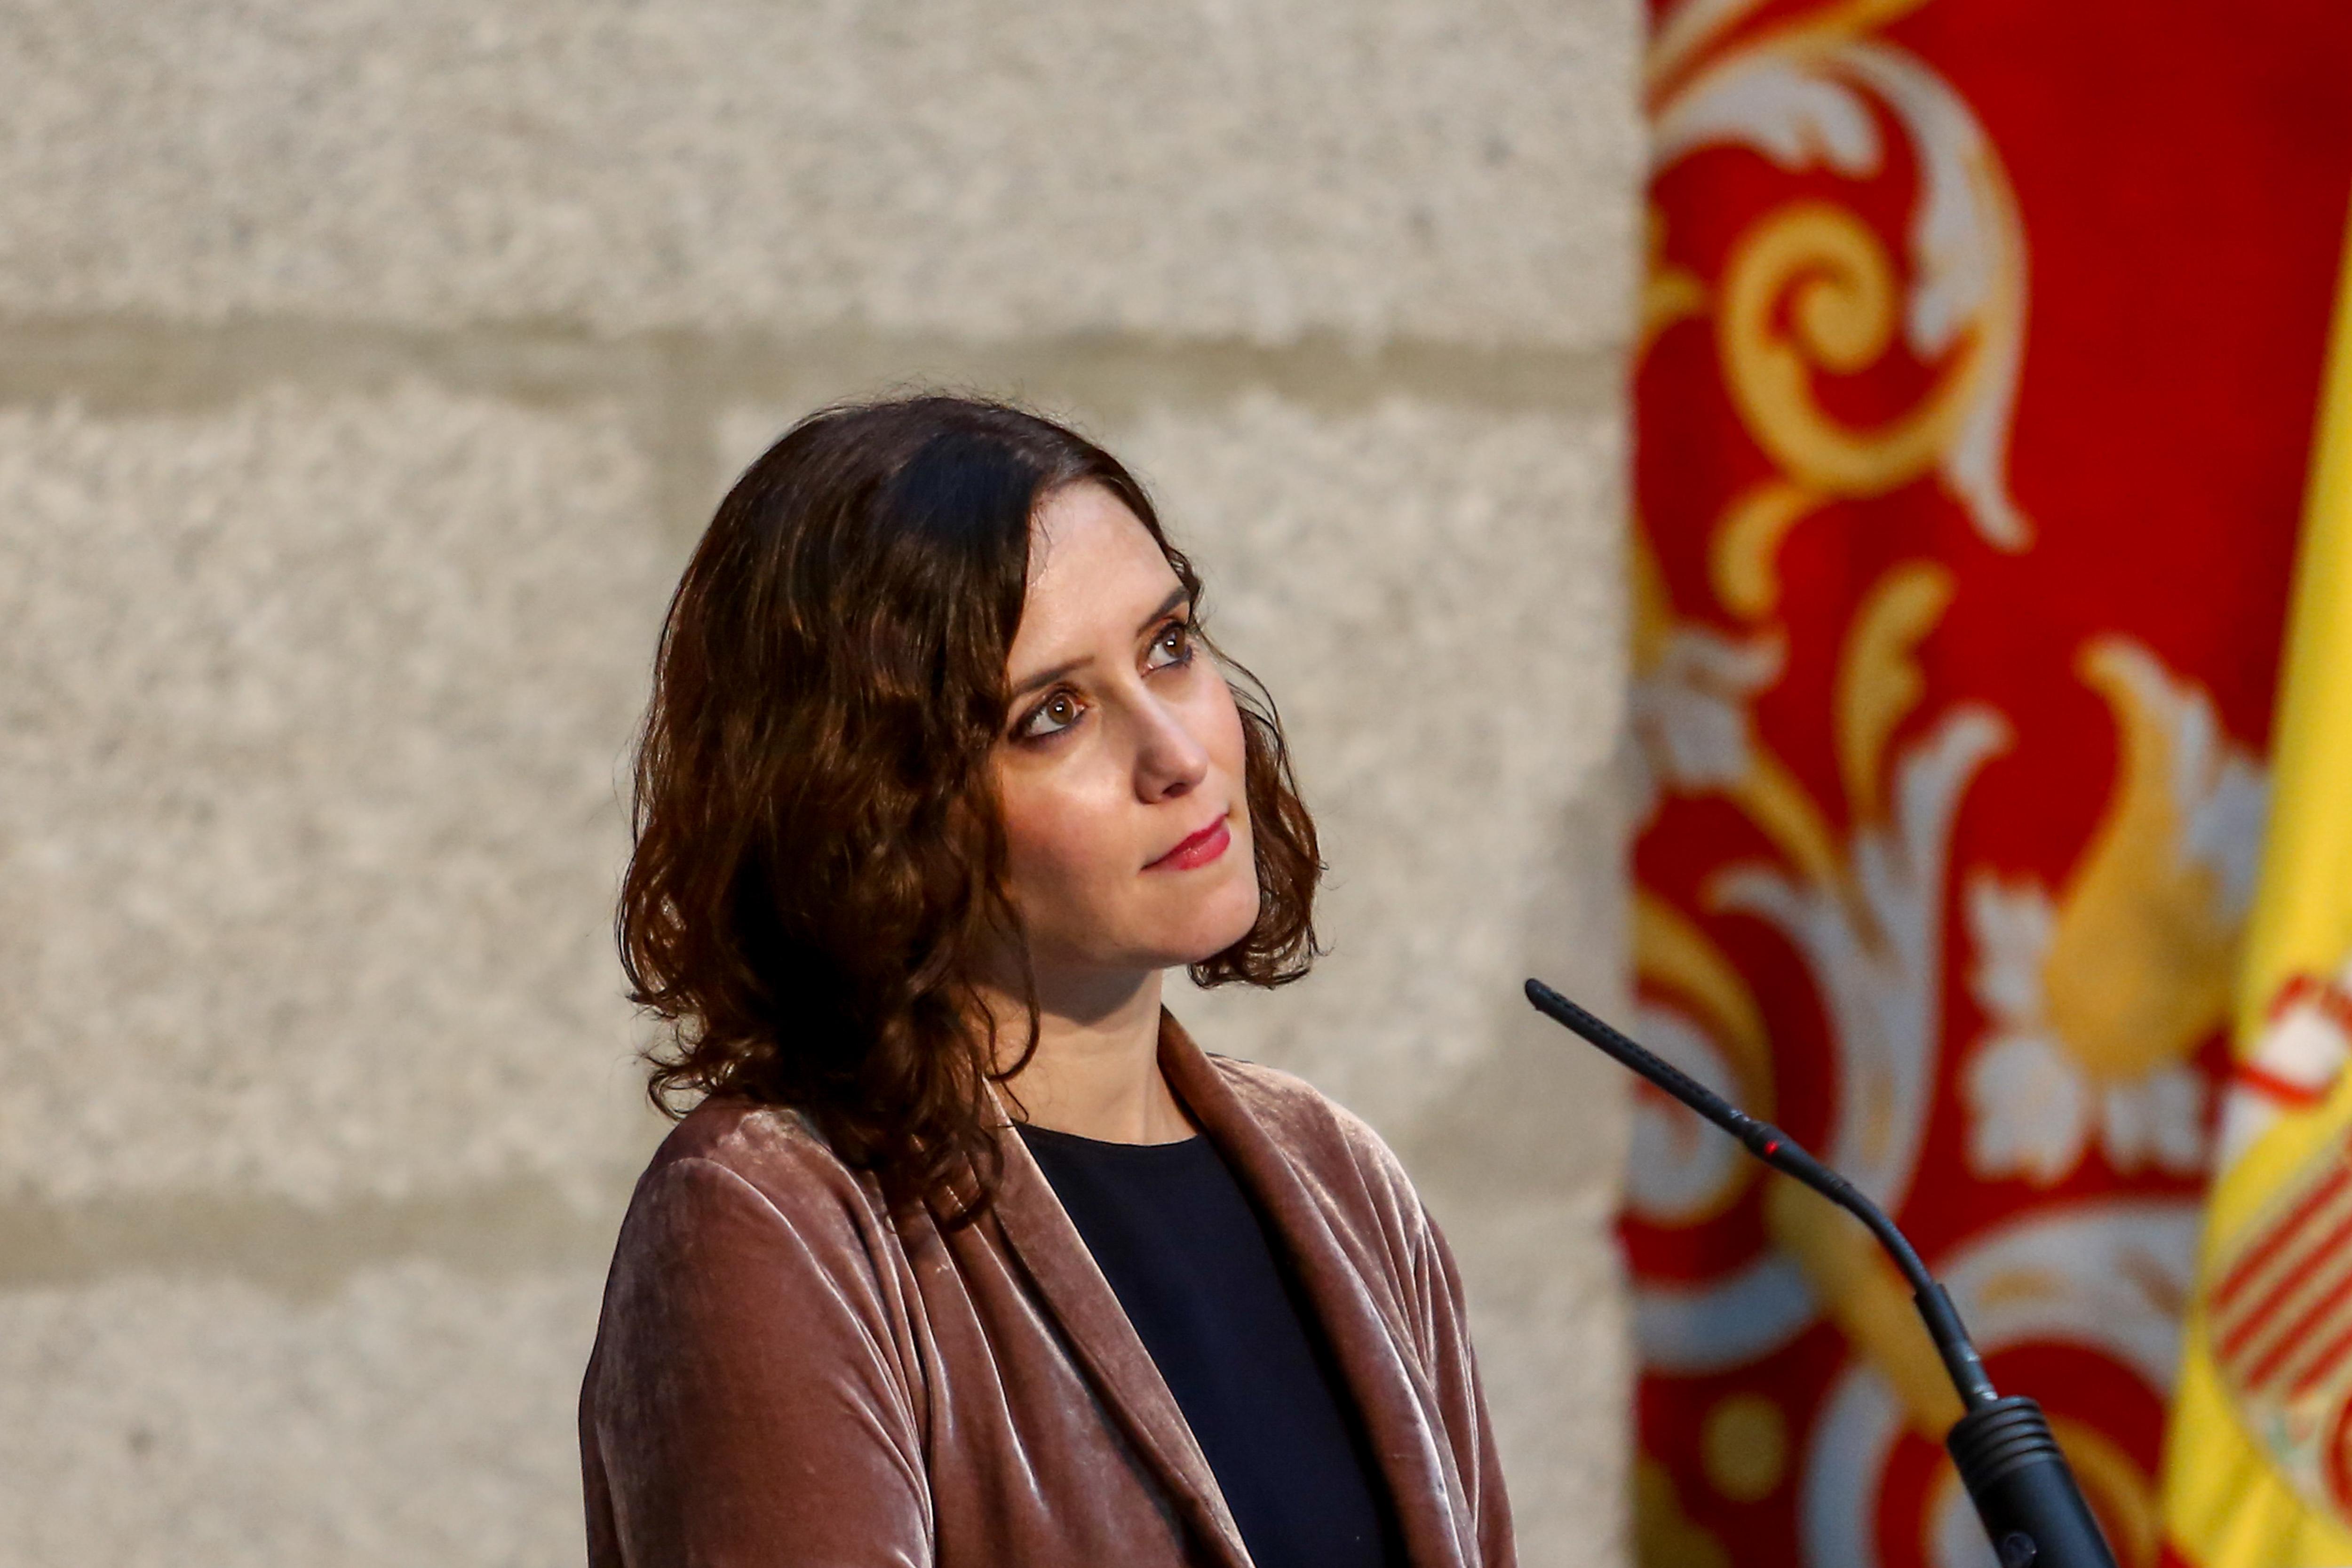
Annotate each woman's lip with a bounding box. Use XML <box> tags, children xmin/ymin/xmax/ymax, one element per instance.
<box><xmin>1146</xmin><ymin>815</ymin><xmax>1232</xmax><ymax>872</ymax></box>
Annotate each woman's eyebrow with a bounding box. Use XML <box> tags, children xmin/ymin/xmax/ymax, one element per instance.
<box><xmin>1136</xmin><ymin>584</ymin><xmax>1189</xmax><ymax>632</ymax></box>
<box><xmin>1007</xmin><ymin>586</ymin><xmax>1191</xmax><ymax>700</ymax></box>
<box><xmin>1009</xmin><ymin>656</ymin><xmax>1085</xmax><ymax>700</ymax></box>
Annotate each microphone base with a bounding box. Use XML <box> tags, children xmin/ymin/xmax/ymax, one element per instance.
<box><xmin>1946</xmin><ymin>1396</ymin><xmax>2119</xmax><ymax>1568</ymax></box>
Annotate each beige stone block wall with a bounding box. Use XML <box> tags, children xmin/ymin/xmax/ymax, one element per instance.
<box><xmin>0</xmin><ymin>1267</ymin><xmax>598</xmax><ymax>1565</ymax></box>
<box><xmin>0</xmin><ymin>387</ymin><xmax>664</xmax><ymax>1205</ymax></box>
<box><xmin>0</xmin><ymin>0</ymin><xmax>1636</xmax><ymax>345</ymax></box>
<box><xmin>0</xmin><ymin>3</ymin><xmax>1642</xmax><ymax>1564</ymax></box>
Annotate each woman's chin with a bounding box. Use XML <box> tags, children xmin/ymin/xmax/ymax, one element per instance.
<box><xmin>1040</xmin><ymin>877</ymin><xmax>1260</xmax><ymax>978</ymax></box>
<box><xmin>1165</xmin><ymin>892</ymin><xmax>1264</xmax><ymax>969</ymax></box>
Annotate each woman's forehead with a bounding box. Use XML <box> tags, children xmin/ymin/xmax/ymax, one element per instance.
<box><xmin>1027</xmin><ymin>487</ymin><xmax>1176</xmax><ymax>602</ymax></box>
<box><xmin>1012</xmin><ymin>486</ymin><xmax>1183</xmax><ymax>660</ymax></box>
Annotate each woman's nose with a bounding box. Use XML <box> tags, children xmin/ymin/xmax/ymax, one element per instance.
<box><xmin>1133</xmin><ymin>697</ymin><xmax>1211</xmax><ymax>800</ymax></box>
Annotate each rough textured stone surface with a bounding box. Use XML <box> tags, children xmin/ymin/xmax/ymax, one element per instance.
<box><xmin>0</xmin><ymin>386</ymin><xmax>676</xmax><ymax>1205</ymax></box>
<box><xmin>0</xmin><ymin>0</ymin><xmax>1642</xmax><ymax>347</ymax></box>
<box><xmin>0</xmin><ymin>1263</ymin><xmax>604</xmax><ymax>1568</ymax></box>
<box><xmin>1445</xmin><ymin>1193</ymin><xmax>1633</xmax><ymax>1567</ymax></box>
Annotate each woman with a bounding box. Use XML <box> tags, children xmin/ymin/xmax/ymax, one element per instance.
<box><xmin>579</xmin><ymin>395</ymin><xmax>1517</xmax><ymax>1568</ymax></box>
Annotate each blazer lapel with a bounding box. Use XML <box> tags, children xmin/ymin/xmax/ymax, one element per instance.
<box><xmin>1157</xmin><ymin>1010</ymin><xmax>1476</xmax><ymax>1568</ymax></box>
<box><xmin>979</xmin><ymin>1076</ymin><xmax>1257</xmax><ymax>1568</ymax></box>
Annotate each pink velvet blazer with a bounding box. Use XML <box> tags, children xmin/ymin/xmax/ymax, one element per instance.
<box><xmin>578</xmin><ymin>1009</ymin><xmax>1517</xmax><ymax>1568</ymax></box>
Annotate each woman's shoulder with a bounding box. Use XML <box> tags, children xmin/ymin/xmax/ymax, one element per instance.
<box><xmin>589</xmin><ymin>1098</ymin><xmax>927</xmax><ymax>1412</ymax></box>
<box><xmin>1201</xmin><ymin>1052</ymin><xmax>1428</xmax><ymax>1223</ymax></box>
<box><xmin>622</xmin><ymin>1094</ymin><xmax>890</xmax><ymax>1241</ymax></box>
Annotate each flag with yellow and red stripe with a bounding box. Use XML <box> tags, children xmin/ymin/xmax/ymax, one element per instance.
<box><xmin>2161</xmin><ymin>207</ymin><xmax>2352</xmax><ymax>1568</ymax></box>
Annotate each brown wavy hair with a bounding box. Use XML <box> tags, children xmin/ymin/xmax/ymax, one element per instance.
<box><xmin>617</xmin><ymin>395</ymin><xmax>1322</xmax><ymax>1225</ymax></box>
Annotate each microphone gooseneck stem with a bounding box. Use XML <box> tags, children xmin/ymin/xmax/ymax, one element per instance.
<box><xmin>1524</xmin><ymin>977</ymin><xmax>2119</xmax><ymax>1568</ymax></box>
<box><xmin>1521</xmin><ymin>978</ymin><xmax>1996</xmax><ymax>1408</ymax></box>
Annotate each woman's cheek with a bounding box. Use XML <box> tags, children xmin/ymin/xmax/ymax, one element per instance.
<box><xmin>1200</xmin><ymin>687</ymin><xmax>1250</xmax><ymax>802</ymax></box>
<box><xmin>1001</xmin><ymin>778</ymin><xmax>1115</xmax><ymax>930</ymax></box>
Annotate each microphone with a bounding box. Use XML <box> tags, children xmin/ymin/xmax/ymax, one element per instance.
<box><xmin>1525</xmin><ymin>977</ymin><xmax>2118</xmax><ymax>1568</ymax></box>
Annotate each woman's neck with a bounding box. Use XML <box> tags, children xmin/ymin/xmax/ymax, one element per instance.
<box><xmin>983</xmin><ymin>966</ymin><xmax>1198</xmax><ymax>1144</ymax></box>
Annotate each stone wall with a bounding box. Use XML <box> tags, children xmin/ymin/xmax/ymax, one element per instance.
<box><xmin>0</xmin><ymin>3</ymin><xmax>1642</xmax><ymax>1563</ymax></box>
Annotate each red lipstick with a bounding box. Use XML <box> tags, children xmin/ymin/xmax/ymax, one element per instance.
<box><xmin>1146</xmin><ymin>814</ymin><xmax>1232</xmax><ymax>872</ymax></box>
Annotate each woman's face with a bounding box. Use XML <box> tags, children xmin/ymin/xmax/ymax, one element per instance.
<box><xmin>991</xmin><ymin>481</ymin><xmax>1260</xmax><ymax>989</ymax></box>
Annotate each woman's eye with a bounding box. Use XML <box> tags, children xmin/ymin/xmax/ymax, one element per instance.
<box><xmin>1146</xmin><ymin>621</ymin><xmax>1194</xmax><ymax>670</ymax></box>
<box><xmin>1019</xmin><ymin>691</ymin><xmax>1082</xmax><ymax>740</ymax></box>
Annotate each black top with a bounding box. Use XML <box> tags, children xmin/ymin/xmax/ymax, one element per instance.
<box><xmin>1015</xmin><ymin>1120</ymin><xmax>1408</xmax><ymax>1568</ymax></box>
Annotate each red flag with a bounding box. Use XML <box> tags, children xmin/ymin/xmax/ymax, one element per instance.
<box><xmin>1629</xmin><ymin>4</ymin><xmax>2352</xmax><ymax>1564</ymax></box>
